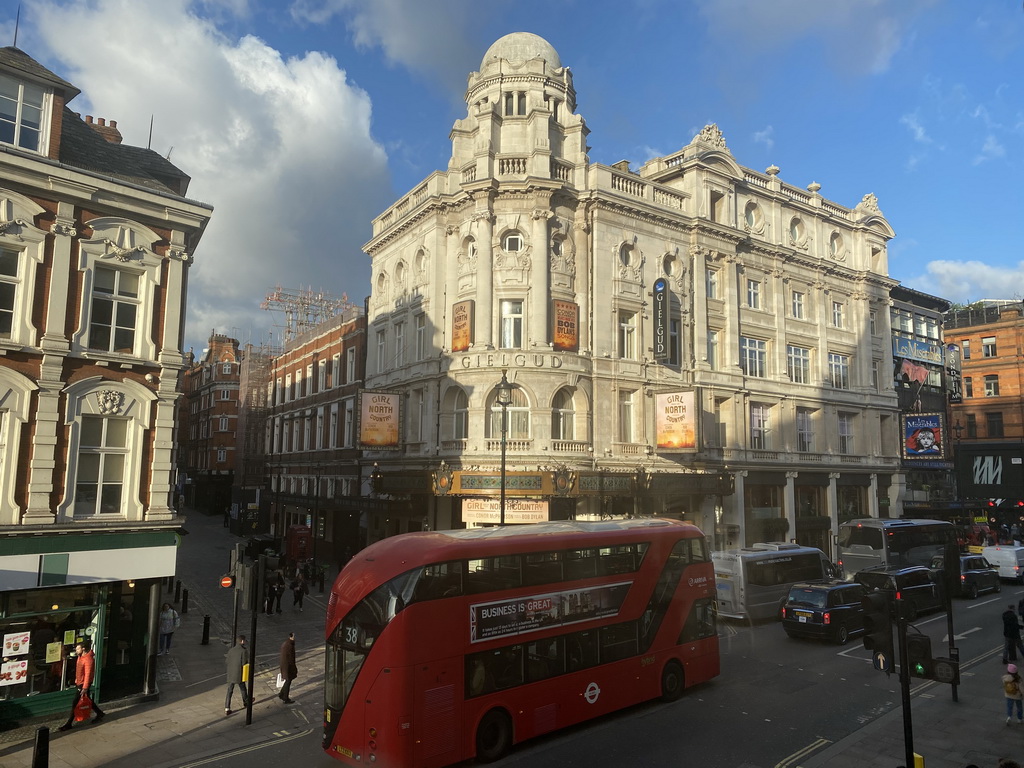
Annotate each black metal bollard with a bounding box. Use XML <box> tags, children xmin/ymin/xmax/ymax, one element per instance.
<box><xmin>32</xmin><ymin>726</ymin><xmax>48</xmax><ymax>768</ymax></box>
<box><xmin>166</xmin><ymin>575</ymin><xmax>174</xmax><ymax>592</ymax></box>
<box><xmin>319</xmin><ymin>569</ymin><xmax>325</xmax><ymax>594</ymax></box>
<box><xmin>174</xmin><ymin>579</ymin><xmax>182</xmax><ymax>603</ymax></box>
<box><xmin>201</xmin><ymin>614</ymin><xmax>210</xmax><ymax>645</ymax></box>
<box><xmin>181</xmin><ymin>588</ymin><xmax>189</xmax><ymax>614</ymax></box>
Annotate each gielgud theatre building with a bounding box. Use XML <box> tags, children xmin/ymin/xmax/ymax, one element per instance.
<box><xmin>0</xmin><ymin>47</ymin><xmax>211</xmax><ymax>721</ymax></box>
<box><xmin>358</xmin><ymin>32</ymin><xmax>903</xmax><ymax>559</ymax></box>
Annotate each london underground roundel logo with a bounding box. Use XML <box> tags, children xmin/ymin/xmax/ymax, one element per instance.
<box><xmin>584</xmin><ymin>682</ymin><xmax>601</xmax><ymax>704</ymax></box>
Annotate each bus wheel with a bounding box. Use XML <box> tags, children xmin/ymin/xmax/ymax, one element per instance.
<box><xmin>475</xmin><ymin>709</ymin><xmax>512</xmax><ymax>763</ymax></box>
<box><xmin>660</xmin><ymin>660</ymin><xmax>685</xmax><ymax>702</ymax></box>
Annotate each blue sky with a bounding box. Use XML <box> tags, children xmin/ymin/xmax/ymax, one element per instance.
<box><xmin>5</xmin><ymin>0</ymin><xmax>1023</xmax><ymax>355</ymax></box>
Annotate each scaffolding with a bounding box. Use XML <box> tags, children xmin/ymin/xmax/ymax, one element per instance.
<box><xmin>261</xmin><ymin>286</ymin><xmax>358</xmax><ymax>344</ymax></box>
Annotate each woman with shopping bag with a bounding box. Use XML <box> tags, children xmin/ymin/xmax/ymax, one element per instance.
<box><xmin>59</xmin><ymin>641</ymin><xmax>105</xmax><ymax>731</ymax></box>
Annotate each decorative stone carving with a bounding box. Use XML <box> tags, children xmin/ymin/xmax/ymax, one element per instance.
<box><xmin>694</xmin><ymin>123</ymin><xmax>728</xmax><ymax>151</ymax></box>
<box><xmin>51</xmin><ymin>221</ymin><xmax>77</xmax><ymax>237</ymax></box>
<box><xmin>855</xmin><ymin>192</ymin><xmax>883</xmax><ymax>217</ymax></box>
<box><xmin>0</xmin><ymin>218</ymin><xmax>29</xmax><ymax>237</ymax></box>
<box><xmin>104</xmin><ymin>239</ymin><xmax>146</xmax><ymax>262</ymax></box>
<box><xmin>96</xmin><ymin>389</ymin><xmax>125</xmax><ymax>415</ymax></box>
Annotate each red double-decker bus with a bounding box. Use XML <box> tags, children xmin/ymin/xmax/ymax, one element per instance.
<box><xmin>322</xmin><ymin>519</ymin><xmax>719</xmax><ymax>767</ymax></box>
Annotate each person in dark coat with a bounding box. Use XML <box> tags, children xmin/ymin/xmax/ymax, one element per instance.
<box><xmin>224</xmin><ymin>635</ymin><xmax>250</xmax><ymax>715</ymax></box>
<box><xmin>59</xmin><ymin>642</ymin><xmax>105</xmax><ymax>731</ymax></box>
<box><xmin>279</xmin><ymin>632</ymin><xmax>297</xmax><ymax>704</ymax></box>
<box><xmin>1003</xmin><ymin>604</ymin><xmax>1024</xmax><ymax>663</ymax></box>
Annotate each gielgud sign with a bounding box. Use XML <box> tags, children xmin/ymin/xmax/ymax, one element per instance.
<box><xmin>655</xmin><ymin>390</ymin><xmax>697</xmax><ymax>451</ymax></box>
<box><xmin>359</xmin><ymin>390</ymin><xmax>401</xmax><ymax>448</ymax></box>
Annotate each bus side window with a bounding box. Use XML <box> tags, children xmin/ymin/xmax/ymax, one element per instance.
<box><xmin>525</xmin><ymin>637</ymin><xmax>564</xmax><ymax>683</ymax></box>
<box><xmin>493</xmin><ymin>645</ymin><xmax>524</xmax><ymax>690</ymax></box>
<box><xmin>688</xmin><ymin>537</ymin><xmax>707</xmax><ymax>563</ymax></box>
<box><xmin>566</xmin><ymin>630</ymin><xmax>599</xmax><ymax>672</ymax></box>
<box><xmin>599</xmin><ymin>622</ymin><xmax>639</xmax><ymax>663</ymax></box>
<box><xmin>523</xmin><ymin>551</ymin><xmax>563</xmax><ymax>586</ymax></box>
<box><xmin>596</xmin><ymin>544</ymin><xmax>643</xmax><ymax>575</ymax></box>
<box><xmin>565</xmin><ymin>548</ymin><xmax>597</xmax><ymax>580</ymax></box>
<box><xmin>679</xmin><ymin>598</ymin><xmax>716</xmax><ymax>643</ymax></box>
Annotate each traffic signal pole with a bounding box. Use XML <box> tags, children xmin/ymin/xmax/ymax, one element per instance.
<box><xmin>245</xmin><ymin>554</ymin><xmax>265</xmax><ymax>726</ymax></box>
<box><xmin>896</xmin><ymin>599</ymin><xmax>915</xmax><ymax>768</ymax></box>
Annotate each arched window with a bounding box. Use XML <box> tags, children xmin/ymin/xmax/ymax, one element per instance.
<box><xmin>551</xmin><ymin>388</ymin><xmax>575</xmax><ymax>440</ymax></box>
<box><xmin>488</xmin><ymin>386</ymin><xmax>530</xmax><ymax>439</ymax></box>
<box><xmin>453</xmin><ymin>388</ymin><xmax>469</xmax><ymax>440</ymax></box>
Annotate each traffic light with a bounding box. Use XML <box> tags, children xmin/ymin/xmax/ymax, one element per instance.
<box><xmin>862</xmin><ymin>591</ymin><xmax>894</xmax><ymax>671</ymax></box>
<box><xmin>906</xmin><ymin>633</ymin><xmax>933</xmax><ymax>679</ymax></box>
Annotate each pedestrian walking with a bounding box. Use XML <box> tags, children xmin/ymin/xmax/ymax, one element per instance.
<box><xmin>273</xmin><ymin>572</ymin><xmax>285</xmax><ymax>614</ymax></box>
<box><xmin>1004</xmin><ymin>663</ymin><xmax>1024</xmax><ymax>725</ymax></box>
<box><xmin>1018</xmin><ymin>595</ymin><xmax>1024</xmax><ymax>624</ymax></box>
<box><xmin>58</xmin><ymin>642</ymin><xmax>105</xmax><ymax>731</ymax></box>
<box><xmin>224</xmin><ymin>634</ymin><xmax>251</xmax><ymax>715</ymax></box>
<box><xmin>158</xmin><ymin>602</ymin><xmax>180</xmax><ymax>655</ymax></box>
<box><xmin>1003</xmin><ymin>604</ymin><xmax>1024</xmax><ymax>663</ymax></box>
<box><xmin>223</xmin><ymin>506</ymin><xmax>230</xmax><ymax>528</ymax></box>
<box><xmin>292</xmin><ymin>574</ymin><xmax>308</xmax><ymax>611</ymax></box>
<box><xmin>278</xmin><ymin>631</ymin><xmax>297</xmax><ymax>704</ymax></box>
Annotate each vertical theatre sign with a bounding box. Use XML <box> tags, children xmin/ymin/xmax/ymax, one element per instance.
<box><xmin>655</xmin><ymin>390</ymin><xmax>697</xmax><ymax>451</ymax></box>
<box><xmin>652</xmin><ymin>278</ymin><xmax>668</xmax><ymax>361</ymax></box>
<box><xmin>452</xmin><ymin>300</ymin><xmax>474</xmax><ymax>353</ymax></box>
<box><xmin>552</xmin><ymin>300</ymin><xmax>578</xmax><ymax>352</ymax></box>
<box><xmin>358</xmin><ymin>390</ymin><xmax>402</xmax><ymax>449</ymax></box>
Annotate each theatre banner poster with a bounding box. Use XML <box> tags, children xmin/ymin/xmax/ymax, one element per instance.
<box><xmin>655</xmin><ymin>390</ymin><xmax>697</xmax><ymax>451</ymax></box>
<box><xmin>359</xmin><ymin>390</ymin><xmax>402</xmax><ymax>449</ymax></box>
<box><xmin>552</xmin><ymin>300</ymin><xmax>579</xmax><ymax>352</ymax></box>
<box><xmin>902</xmin><ymin>413</ymin><xmax>945</xmax><ymax>460</ymax></box>
<box><xmin>452</xmin><ymin>300</ymin><xmax>474</xmax><ymax>353</ymax></box>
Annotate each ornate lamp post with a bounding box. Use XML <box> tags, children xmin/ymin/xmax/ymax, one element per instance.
<box><xmin>496</xmin><ymin>370</ymin><xmax>515</xmax><ymax>525</ymax></box>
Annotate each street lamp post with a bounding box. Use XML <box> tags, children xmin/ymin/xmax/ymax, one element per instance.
<box><xmin>496</xmin><ymin>370</ymin><xmax>514</xmax><ymax>526</ymax></box>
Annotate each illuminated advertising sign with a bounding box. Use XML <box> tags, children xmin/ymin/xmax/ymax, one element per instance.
<box><xmin>653</xmin><ymin>277</ymin><xmax>668</xmax><ymax>360</ymax></box>
<box><xmin>655</xmin><ymin>390</ymin><xmax>697</xmax><ymax>451</ymax></box>
<box><xmin>452</xmin><ymin>300</ymin><xmax>474</xmax><ymax>353</ymax></box>
<box><xmin>552</xmin><ymin>300</ymin><xmax>578</xmax><ymax>351</ymax></box>
<box><xmin>358</xmin><ymin>390</ymin><xmax>401</xmax><ymax>448</ymax></box>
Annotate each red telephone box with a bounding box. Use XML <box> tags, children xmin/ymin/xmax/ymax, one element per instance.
<box><xmin>286</xmin><ymin>525</ymin><xmax>311</xmax><ymax>562</ymax></box>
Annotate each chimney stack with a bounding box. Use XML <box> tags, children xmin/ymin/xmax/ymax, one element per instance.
<box><xmin>84</xmin><ymin>114</ymin><xmax>123</xmax><ymax>144</ymax></box>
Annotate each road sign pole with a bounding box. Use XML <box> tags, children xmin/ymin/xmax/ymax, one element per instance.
<box><xmin>896</xmin><ymin>598</ymin><xmax>914</xmax><ymax>768</ymax></box>
<box><xmin>245</xmin><ymin>554</ymin><xmax>264</xmax><ymax>726</ymax></box>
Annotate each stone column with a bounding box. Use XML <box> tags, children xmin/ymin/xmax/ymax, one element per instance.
<box><xmin>785</xmin><ymin>470</ymin><xmax>798</xmax><ymax>544</ymax></box>
<box><xmin>530</xmin><ymin>207</ymin><xmax>552</xmax><ymax>347</ymax></box>
<box><xmin>473</xmin><ymin>211</ymin><xmax>494</xmax><ymax>348</ymax></box>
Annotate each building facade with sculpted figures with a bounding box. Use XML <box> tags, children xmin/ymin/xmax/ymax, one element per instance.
<box><xmin>362</xmin><ymin>32</ymin><xmax>902</xmax><ymax>555</ymax></box>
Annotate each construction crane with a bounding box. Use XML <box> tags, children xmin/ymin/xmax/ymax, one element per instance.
<box><xmin>260</xmin><ymin>286</ymin><xmax>358</xmax><ymax>344</ymax></box>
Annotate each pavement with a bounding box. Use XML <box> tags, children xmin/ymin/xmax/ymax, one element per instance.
<box><xmin>0</xmin><ymin>512</ymin><xmax>1021</xmax><ymax>768</ymax></box>
<box><xmin>0</xmin><ymin>508</ymin><xmax>332</xmax><ymax>768</ymax></box>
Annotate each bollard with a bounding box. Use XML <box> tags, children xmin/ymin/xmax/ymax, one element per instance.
<box><xmin>201</xmin><ymin>614</ymin><xmax>210</xmax><ymax>645</ymax></box>
<box><xmin>174</xmin><ymin>579</ymin><xmax>182</xmax><ymax>603</ymax></box>
<box><xmin>32</xmin><ymin>726</ymin><xmax>48</xmax><ymax>768</ymax></box>
<box><xmin>319</xmin><ymin>569</ymin><xmax>325</xmax><ymax>594</ymax></box>
<box><xmin>166</xmin><ymin>575</ymin><xmax>174</xmax><ymax>592</ymax></box>
<box><xmin>181</xmin><ymin>588</ymin><xmax>189</xmax><ymax>614</ymax></box>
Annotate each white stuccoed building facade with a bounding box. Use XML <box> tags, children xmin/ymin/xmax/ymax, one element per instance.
<box><xmin>361</xmin><ymin>32</ymin><xmax>901</xmax><ymax>556</ymax></box>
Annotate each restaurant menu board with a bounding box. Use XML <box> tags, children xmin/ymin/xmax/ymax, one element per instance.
<box><xmin>46</xmin><ymin>642</ymin><xmax>63</xmax><ymax>664</ymax></box>
<box><xmin>0</xmin><ymin>659</ymin><xmax>28</xmax><ymax>686</ymax></box>
<box><xmin>63</xmin><ymin>630</ymin><xmax>76</xmax><ymax>646</ymax></box>
<box><xmin>2</xmin><ymin>632</ymin><xmax>30</xmax><ymax>656</ymax></box>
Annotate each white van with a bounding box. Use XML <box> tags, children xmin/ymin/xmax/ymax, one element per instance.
<box><xmin>981</xmin><ymin>545</ymin><xmax>1024</xmax><ymax>583</ymax></box>
<box><xmin>712</xmin><ymin>543</ymin><xmax>835</xmax><ymax>621</ymax></box>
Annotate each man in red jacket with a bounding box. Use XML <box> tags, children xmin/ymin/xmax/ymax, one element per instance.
<box><xmin>59</xmin><ymin>641</ymin><xmax>105</xmax><ymax>731</ymax></box>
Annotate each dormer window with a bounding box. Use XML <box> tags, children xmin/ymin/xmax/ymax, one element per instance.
<box><xmin>0</xmin><ymin>73</ymin><xmax>48</xmax><ymax>153</ymax></box>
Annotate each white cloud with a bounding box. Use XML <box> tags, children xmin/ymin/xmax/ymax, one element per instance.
<box><xmin>27</xmin><ymin>0</ymin><xmax>392</xmax><ymax>352</ymax></box>
<box><xmin>289</xmin><ymin>0</ymin><xmax>479</xmax><ymax>92</ymax></box>
<box><xmin>973</xmin><ymin>134</ymin><xmax>1005</xmax><ymax>165</ymax></box>
<box><xmin>911</xmin><ymin>260</ymin><xmax>1024</xmax><ymax>303</ymax></box>
<box><xmin>752</xmin><ymin>125</ymin><xmax>774</xmax><ymax>151</ymax></box>
<box><xmin>694</xmin><ymin>0</ymin><xmax>939</xmax><ymax>77</ymax></box>
<box><xmin>900</xmin><ymin>113</ymin><xmax>934</xmax><ymax>145</ymax></box>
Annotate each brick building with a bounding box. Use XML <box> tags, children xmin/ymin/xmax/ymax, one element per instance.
<box><xmin>0</xmin><ymin>47</ymin><xmax>212</xmax><ymax>717</ymax></box>
<box><xmin>945</xmin><ymin>301</ymin><xmax>1024</xmax><ymax>517</ymax></box>
<box><xmin>266</xmin><ymin>306</ymin><xmax>369</xmax><ymax>565</ymax></box>
<box><xmin>179</xmin><ymin>333</ymin><xmax>240</xmax><ymax>515</ymax></box>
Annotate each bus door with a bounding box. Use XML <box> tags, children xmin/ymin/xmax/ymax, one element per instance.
<box><xmin>414</xmin><ymin>657</ymin><xmax>462</xmax><ymax>768</ymax></box>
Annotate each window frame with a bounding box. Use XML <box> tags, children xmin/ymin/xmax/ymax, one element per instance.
<box><xmin>500</xmin><ymin>299</ymin><xmax>524</xmax><ymax>349</ymax></box>
<box><xmin>0</xmin><ymin>73</ymin><xmax>51</xmax><ymax>153</ymax></box>
<box><xmin>828</xmin><ymin>353</ymin><xmax>851</xmax><ymax>390</ymax></box>
<box><xmin>787</xmin><ymin>345</ymin><xmax>811</xmax><ymax>384</ymax></box>
<box><xmin>740</xmin><ymin>336</ymin><xmax>767</xmax><ymax>378</ymax></box>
